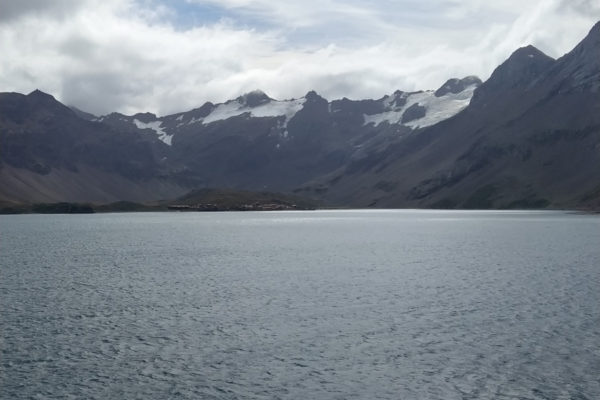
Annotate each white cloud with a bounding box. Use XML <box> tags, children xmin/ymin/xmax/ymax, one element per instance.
<box><xmin>0</xmin><ymin>0</ymin><xmax>598</xmax><ymax>116</ymax></box>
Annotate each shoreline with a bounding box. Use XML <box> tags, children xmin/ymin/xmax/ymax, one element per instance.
<box><xmin>1</xmin><ymin>202</ymin><xmax>598</xmax><ymax>215</ymax></box>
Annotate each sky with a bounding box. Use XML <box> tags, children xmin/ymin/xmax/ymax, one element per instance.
<box><xmin>1</xmin><ymin>0</ymin><xmax>599</xmax><ymax>116</ymax></box>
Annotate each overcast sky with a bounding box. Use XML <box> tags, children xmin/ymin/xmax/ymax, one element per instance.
<box><xmin>1</xmin><ymin>0</ymin><xmax>598</xmax><ymax>116</ymax></box>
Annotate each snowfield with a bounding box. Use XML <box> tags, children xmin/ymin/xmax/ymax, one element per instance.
<box><xmin>201</xmin><ymin>98</ymin><xmax>306</xmax><ymax>127</ymax></box>
<box><xmin>133</xmin><ymin>119</ymin><xmax>172</xmax><ymax>145</ymax></box>
<box><xmin>363</xmin><ymin>84</ymin><xmax>477</xmax><ymax>129</ymax></box>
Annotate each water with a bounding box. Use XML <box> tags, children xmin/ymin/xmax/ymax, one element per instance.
<box><xmin>1</xmin><ymin>210</ymin><xmax>599</xmax><ymax>399</ymax></box>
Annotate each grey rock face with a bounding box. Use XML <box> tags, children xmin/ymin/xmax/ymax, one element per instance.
<box><xmin>470</xmin><ymin>45</ymin><xmax>555</xmax><ymax>107</ymax></box>
<box><xmin>401</xmin><ymin>103</ymin><xmax>426</xmax><ymax>123</ymax></box>
<box><xmin>546</xmin><ymin>20</ymin><xmax>600</xmax><ymax>93</ymax></box>
<box><xmin>435</xmin><ymin>76</ymin><xmax>482</xmax><ymax>97</ymax></box>
<box><xmin>237</xmin><ymin>90</ymin><xmax>271</xmax><ymax>107</ymax></box>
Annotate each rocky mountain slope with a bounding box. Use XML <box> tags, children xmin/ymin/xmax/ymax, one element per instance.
<box><xmin>0</xmin><ymin>74</ymin><xmax>481</xmax><ymax>203</ymax></box>
<box><xmin>1</xmin><ymin>21</ymin><xmax>598</xmax><ymax>209</ymax></box>
<box><xmin>93</xmin><ymin>77</ymin><xmax>480</xmax><ymax>191</ymax></box>
<box><xmin>303</xmin><ymin>21</ymin><xmax>600</xmax><ymax>210</ymax></box>
<box><xmin>0</xmin><ymin>90</ymin><xmax>189</xmax><ymax>203</ymax></box>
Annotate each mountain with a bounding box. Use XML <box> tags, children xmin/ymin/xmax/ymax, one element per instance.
<box><xmin>0</xmin><ymin>78</ymin><xmax>479</xmax><ymax>204</ymax></box>
<box><xmin>0</xmin><ymin>76</ymin><xmax>475</xmax><ymax>203</ymax></box>
<box><xmin>1</xmin><ymin>21</ymin><xmax>598</xmax><ymax>209</ymax></box>
<box><xmin>0</xmin><ymin>91</ymin><xmax>189</xmax><ymax>203</ymax></box>
<box><xmin>302</xmin><ymin>21</ymin><xmax>600</xmax><ymax>210</ymax></box>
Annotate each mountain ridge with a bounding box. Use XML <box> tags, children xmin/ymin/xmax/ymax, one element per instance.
<box><xmin>304</xmin><ymin>21</ymin><xmax>600</xmax><ymax>210</ymax></box>
<box><xmin>1</xmin><ymin>21</ymin><xmax>599</xmax><ymax>209</ymax></box>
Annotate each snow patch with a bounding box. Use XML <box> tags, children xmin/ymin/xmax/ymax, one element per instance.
<box><xmin>187</xmin><ymin>116</ymin><xmax>202</xmax><ymax>125</ymax></box>
<box><xmin>175</xmin><ymin>114</ymin><xmax>184</xmax><ymax>121</ymax></box>
<box><xmin>364</xmin><ymin>85</ymin><xmax>477</xmax><ymax>129</ymax></box>
<box><xmin>202</xmin><ymin>98</ymin><xmax>305</xmax><ymax>127</ymax></box>
<box><xmin>133</xmin><ymin>119</ymin><xmax>172</xmax><ymax>146</ymax></box>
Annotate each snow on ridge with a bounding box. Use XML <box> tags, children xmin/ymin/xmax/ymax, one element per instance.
<box><xmin>405</xmin><ymin>85</ymin><xmax>476</xmax><ymax>129</ymax></box>
<box><xmin>187</xmin><ymin>116</ymin><xmax>202</xmax><ymax>125</ymax></box>
<box><xmin>133</xmin><ymin>119</ymin><xmax>172</xmax><ymax>146</ymax></box>
<box><xmin>364</xmin><ymin>84</ymin><xmax>477</xmax><ymax>129</ymax></box>
<box><xmin>364</xmin><ymin>91</ymin><xmax>429</xmax><ymax>126</ymax></box>
<box><xmin>201</xmin><ymin>98</ymin><xmax>306</xmax><ymax>126</ymax></box>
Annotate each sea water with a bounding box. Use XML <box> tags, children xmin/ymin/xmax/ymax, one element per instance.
<box><xmin>1</xmin><ymin>210</ymin><xmax>599</xmax><ymax>399</ymax></box>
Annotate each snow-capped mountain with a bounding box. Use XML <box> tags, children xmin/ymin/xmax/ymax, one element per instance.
<box><xmin>85</xmin><ymin>78</ymin><xmax>481</xmax><ymax>192</ymax></box>
<box><xmin>304</xmin><ymin>21</ymin><xmax>600</xmax><ymax>209</ymax></box>
<box><xmin>363</xmin><ymin>77</ymin><xmax>481</xmax><ymax>128</ymax></box>
<box><xmin>1</xmin><ymin>21</ymin><xmax>599</xmax><ymax>209</ymax></box>
<box><xmin>96</xmin><ymin>76</ymin><xmax>481</xmax><ymax>150</ymax></box>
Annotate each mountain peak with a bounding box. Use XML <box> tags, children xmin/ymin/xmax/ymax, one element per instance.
<box><xmin>570</xmin><ymin>20</ymin><xmax>600</xmax><ymax>55</ymax></box>
<box><xmin>305</xmin><ymin>90</ymin><xmax>325</xmax><ymax>101</ymax></box>
<box><xmin>27</xmin><ymin>89</ymin><xmax>56</xmax><ymax>101</ymax></box>
<box><xmin>434</xmin><ymin>76</ymin><xmax>482</xmax><ymax>97</ymax></box>
<box><xmin>480</xmin><ymin>45</ymin><xmax>554</xmax><ymax>90</ymax></box>
<box><xmin>25</xmin><ymin>89</ymin><xmax>75</xmax><ymax>116</ymax></box>
<box><xmin>237</xmin><ymin>90</ymin><xmax>271</xmax><ymax>107</ymax></box>
<box><xmin>469</xmin><ymin>45</ymin><xmax>555</xmax><ymax>107</ymax></box>
<box><xmin>509</xmin><ymin>45</ymin><xmax>551</xmax><ymax>61</ymax></box>
<box><xmin>547</xmin><ymin>20</ymin><xmax>600</xmax><ymax>92</ymax></box>
<box><xmin>132</xmin><ymin>112</ymin><xmax>157</xmax><ymax>123</ymax></box>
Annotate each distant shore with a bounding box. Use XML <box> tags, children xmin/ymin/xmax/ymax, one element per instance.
<box><xmin>2</xmin><ymin>201</ymin><xmax>598</xmax><ymax>215</ymax></box>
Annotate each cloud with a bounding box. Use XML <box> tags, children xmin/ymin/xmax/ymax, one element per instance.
<box><xmin>0</xmin><ymin>1</ymin><xmax>282</xmax><ymax>115</ymax></box>
<box><xmin>0</xmin><ymin>0</ymin><xmax>87</xmax><ymax>22</ymax></box>
<box><xmin>559</xmin><ymin>0</ymin><xmax>600</xmax><ymax>15</ymax></box>
<box><xmin>0</xmin><ymin>0</ymin><xmax>598</xmax><ymax>116</ymax></box>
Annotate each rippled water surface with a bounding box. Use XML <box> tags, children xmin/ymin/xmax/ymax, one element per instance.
<box><xmin>1</xmin><ymin>210</ymin><xmax>600</xmax><ymax>399</ymax></box>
